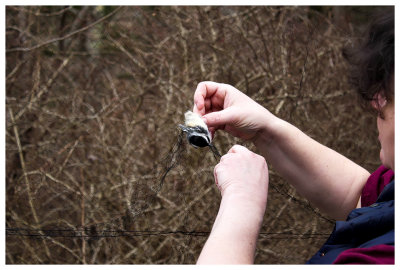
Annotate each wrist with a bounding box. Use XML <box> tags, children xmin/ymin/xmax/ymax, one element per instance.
<box><xmin>219</xmin><ymin>190</ymin><xmax>267</xmax><ymax>225</ymax></box>
<box><xmin>252</xmin><ymin>113</ymin><xmax>287</xmax><ymax>148</ymax></box>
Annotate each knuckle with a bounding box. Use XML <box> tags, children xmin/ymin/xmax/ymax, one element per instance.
<box><xmin>230</xmin><ymin>144</ymin><xmax>246</xmax><ymax>153</ymax></box>
<box><xmin>255</xmin><ymin>154</ymin><xmax>265</xmax><ymax>163</ymax></box>
<box><xmin>220</xmin><ymin>154</ymin><xmax>228</xmax><ymax>162</ymax></box>
<box><xmin>214</xmin><ymin>162</ymin><xmax>225</xmax><ymax>174</ymax></box>
<box><xmin>254</xmin><ymin>152</ymin><xmax>263</xmax><ymax>160</ymax></box>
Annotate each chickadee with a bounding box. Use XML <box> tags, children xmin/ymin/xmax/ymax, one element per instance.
<box><xmin>178</xmin><ymin>111</ymin><xmax>211</xmax><ymax>148</ymax></box>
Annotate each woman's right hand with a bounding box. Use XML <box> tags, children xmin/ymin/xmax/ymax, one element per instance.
<box><xmin>193</xmin><ymin>81</ymin><xmax>276</xmax><ymax>141</ymax></box>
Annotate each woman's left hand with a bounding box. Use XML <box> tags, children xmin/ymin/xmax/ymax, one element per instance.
<box><xmin>214</xmin><ymin>144</ymin><xmax>269</xmax><ymax>212</ymax></box>
<box><xmin>197</xmin><ymin>145</ymin><xmax>269</xmax><ymax>264</ymax></box>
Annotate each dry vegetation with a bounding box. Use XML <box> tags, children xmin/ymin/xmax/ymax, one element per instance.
<box><xmin>6</xmin><ymin>6</ymin><xmax>383</xmax><ymax>264</ymax></box>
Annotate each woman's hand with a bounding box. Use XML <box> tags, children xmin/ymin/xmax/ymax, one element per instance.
<box><xmin>214</xmin><ymin>144</ymin><xmax>269</xmax><ymax>210</ymax></box>
<box><xmin>197</xmin><ymin>145</ymin><xmax>269</xmax><ymax>264</ymax></box>
<box><xmin>193</xmin><ymin>81</ymin><xmax>277</xmax><ymax>141</ymax></box>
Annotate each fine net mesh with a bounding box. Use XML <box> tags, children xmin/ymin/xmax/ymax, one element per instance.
<box><xmin>6</xmin><ymin>6</ymin><xmax>382</xmax><ymax>264</ymax></box>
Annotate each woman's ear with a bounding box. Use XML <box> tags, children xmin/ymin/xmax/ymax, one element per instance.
<box><xmin>371</xmin><ymin>92</ymin><xmax>387</xmax><ymax>111</ymax></box>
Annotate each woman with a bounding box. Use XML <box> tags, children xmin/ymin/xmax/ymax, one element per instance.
<box><xmin>195</xmin><ymin>10</ymin><xmax>394</xmax><ymax>264</ymax></box>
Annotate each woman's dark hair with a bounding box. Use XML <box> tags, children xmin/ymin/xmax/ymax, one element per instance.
<box><xmin>343</xmin><ymin>8</ymin><xmax>394</xmax><ymax>114</ymax></box>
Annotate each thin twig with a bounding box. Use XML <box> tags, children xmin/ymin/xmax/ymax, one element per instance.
<box><xmin>56</xmin><ymin>136</ymin><xmax>81</xmax><ymax>177</ymax></box>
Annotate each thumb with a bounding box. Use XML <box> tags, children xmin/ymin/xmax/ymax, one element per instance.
<box><xmin>203</xmin><ymin>107</ymin><xmax>238</xmax><ymax>128</ymax></box>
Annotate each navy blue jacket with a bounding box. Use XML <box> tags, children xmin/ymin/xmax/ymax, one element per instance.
<box><xmin>307</xmin><ymin>181</ymin><xmax>394</xmax><ymax>264</ymax></box>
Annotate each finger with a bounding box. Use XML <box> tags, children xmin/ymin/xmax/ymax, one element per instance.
<box><xmin>193</xmin><ymin>98</ymin><xmax>212</xmax><ymax>115</ymax></box>
<box><xmin>204</xmin><ymin>98</ymin><xmax>212</xmax><ymax>113</ymax></box>
<box><xmin>193</xmin><ymin>103</ymin><xmax>200</xmax><ymax>114</ymax></box>
<box><xmin>202</xmin><ymin>106</ymin><xmax>236</xmax><ymax>128</ymax></box>
<box><xmin>228</xmin><ymin>144</ymin><xmax>249</xmax><ymax>154</ymax></box>
<box><xmin>219</xmin><ymin>152</ymin><xmax>231</xmax><ymax>162</ymax></box>
<box><xmin>193</xmin><ymin>81</ymin><xmax>222</xmax><ymax>115</ymax></box>
<box><xmin>208</xmin><ymin>127</ymin><xmax>216</xmax><ymax>140</ymax></box>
